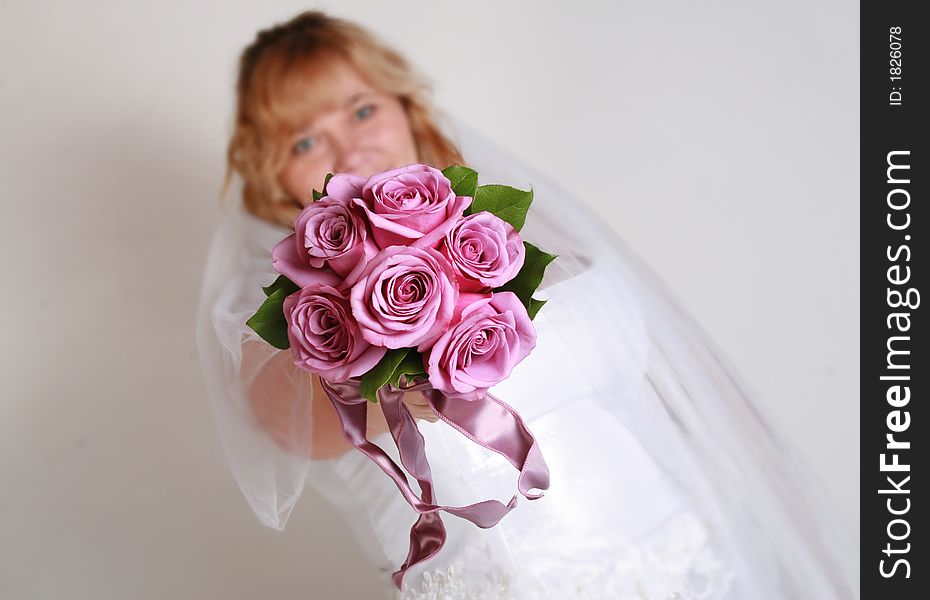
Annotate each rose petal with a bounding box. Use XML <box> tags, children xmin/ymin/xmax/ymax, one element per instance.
<box><xmin>272</xmin><ymin>233</ymin><xmax>343</xmax><ymax>288</ymax></box>
<box><xmin>324</xmin><ymin>173</ymin><xmax>366</xmax><ymax>201</ymax></box>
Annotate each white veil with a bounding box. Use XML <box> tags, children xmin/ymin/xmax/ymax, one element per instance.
<box><xmin>196</xmin><ymin>115</ymin><xmax>858</xmax><ymax>598</ymax></box>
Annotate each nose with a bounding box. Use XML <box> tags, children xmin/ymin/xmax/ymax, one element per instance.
<box><xmin>331</xmin><ymin>127</ymin><xmax>365</xmax><ymax>175</ymax></box>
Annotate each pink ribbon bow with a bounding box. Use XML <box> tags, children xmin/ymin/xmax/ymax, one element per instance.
<box><xmin>319</xmin><ymin>377</ymin><xmax>550</xmax><ymax>591</ymax></box>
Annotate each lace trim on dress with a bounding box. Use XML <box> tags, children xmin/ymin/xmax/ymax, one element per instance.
<box><xmin>392</xmin><ymin>513</ymin><xmax>735</xmax><ymax>600</ymax></box>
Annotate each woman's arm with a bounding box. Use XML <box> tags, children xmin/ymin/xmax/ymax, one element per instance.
<box><xmin>243</xmin><ymin>339</ymin><xmax>436</xmax><ymax>460</ymax></box>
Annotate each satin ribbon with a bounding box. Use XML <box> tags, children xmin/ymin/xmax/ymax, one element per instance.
<box><xmin>319</xmin><ymin>377</ymin><xmax>550</xmax><ymax>591</ymax></box>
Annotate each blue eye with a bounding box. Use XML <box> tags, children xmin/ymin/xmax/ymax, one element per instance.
<box><xmin>354</xmin><ymin>104</ymin><xmax>375</xmax><ymax>121</ymax></box>
<box><xmin>293</xmin><ymin>136</ymin><xmax>315</xmax><ymax>155</ymax></box>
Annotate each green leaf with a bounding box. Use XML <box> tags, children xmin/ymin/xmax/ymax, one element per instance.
<box><xmin>311</xmin><ymin>172</ymin><xmax>334</xmax><ymax>201</ymax></box>
<box><xmin>246</xmin><ymin>286</ymin><xmax>295</xmax><ymax>350</ymax></box>
<box><xmin>359</xmin><ymin>348</ymin><xmax>410</xmax><ymax>403</ymax></box>
<box><xmin>442</xmin><ymin>165</ymin><xmax>478</xmax><ymax>198</ymax></box>
<box><xmin>261</xmin><ymin>274</ymin><xmax>299</xmax><ymax>298</ymax></box>
<box><xmin>393</xmin><ymin>350</ymin><xmax>428</xmax><ymax>383</ymax></box>
<box><xmin>495</xmin><ymin>242</ymin><xmax>558</xmax><ymax>307</ymax></box>
<box><xmin>527</xmin><ymin>297</ymin><xmax>547</xmax><ymax>320</ymax></box>
<box><xmin>359</xmin><ymin>348</ymin><xmax>429</xmax><ymax>402</ymax></box>
<box><xmin>467</xmin><ymin>184</ymin><xmax>534</xmax><ymax>231</ymax></box>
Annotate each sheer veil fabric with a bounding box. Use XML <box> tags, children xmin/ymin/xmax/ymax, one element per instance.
<box><xmin>196</xmin><ymin>116</ymin><xmax>858</xmax><ymax>599</ymax></box>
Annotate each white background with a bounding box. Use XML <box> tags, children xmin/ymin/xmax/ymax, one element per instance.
<box><xmin>0</xmin><ymin>1</ymin><xmax>858</xmax><ymax>597</ymax></box>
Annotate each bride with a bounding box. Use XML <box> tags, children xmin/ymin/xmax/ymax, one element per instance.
<box><xmin>197</xmin><ymin>10</ymin><xmax>858</xmax><ymax>599</ymax></box>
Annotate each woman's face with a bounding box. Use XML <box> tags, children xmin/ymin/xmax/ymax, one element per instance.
<box><xmin>278</xmin><ymin>59</ymin><xmax>419</xmax><ymax>203</ymax></box>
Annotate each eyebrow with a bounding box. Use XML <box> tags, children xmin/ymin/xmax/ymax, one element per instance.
<box><xmin>291</xmin><ymin>92</ymin><xmax>374</xmax><ymax>136</ymax></box>
<box><xmin>343</xmin><ymin>91</ymin><xmax>371</xmax><ymax>109</ymax></box>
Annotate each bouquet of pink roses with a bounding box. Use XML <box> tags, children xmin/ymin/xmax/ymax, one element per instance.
<box><xmin>247</xmin><ymin>163</ymin><xmax>555</xmax><ymax>590</ymax></box>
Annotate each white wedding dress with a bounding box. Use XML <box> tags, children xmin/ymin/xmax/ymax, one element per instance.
<box><xmin>196</xmin><ymin>119</ymin><xmax>858</xmax><ymax>599</ymax></box>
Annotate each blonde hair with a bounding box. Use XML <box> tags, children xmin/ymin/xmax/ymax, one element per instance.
<box><xmin>223</xmin><ymin>11</ymin><xmax>465</xmax><ymax>227</ymax></box>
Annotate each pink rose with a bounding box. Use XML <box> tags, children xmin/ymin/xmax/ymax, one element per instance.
<box><xmin>349</xmin><ymin>245</ymin><xmax>459</xmax><ymax>351</ymax></box>
<box><xmin>426</xmin><ymin>292</ymin><xmax>536</xmax><ymax>400</ymax></box>
<box><xmin>322</xmin><ymin>173</ymin><xmax>366</xmax><ymax>201</ymax></box>
<box><xmin>272</xmin><ymin>195</ymin><xmax>375</xmax><ymax>289</ymax></box>
<box><xmin>283</xmin><ymin>284</ymin><xmax>386</xmax><ymax>382</ymax></box>
<box><xmin>441</xmin><ymin>212</ymin><xmax>525</xmax><ymax>292</ymax></box>
<box><xmin>355</xmin><ymin>164</ymin><xmax>472</xmax><ymax>249</ymax></box>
